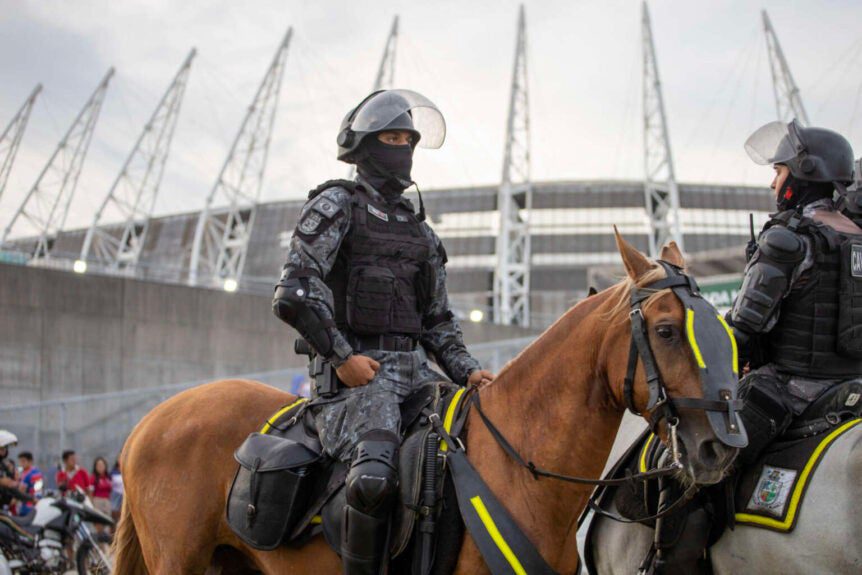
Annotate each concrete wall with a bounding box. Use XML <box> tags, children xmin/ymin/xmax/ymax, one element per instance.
<box><xmin>0</xmin><ymin>262</ymin><xmax>535</xmax><ymax>406</ymax></box>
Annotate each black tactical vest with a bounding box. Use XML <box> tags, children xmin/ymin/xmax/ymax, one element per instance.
<box><xmin>321</xmin><ymin>183</ymin><xmax>434</xmax><ymax>338</ymax></box>
<box><xmin>768</xmin><ymin>212</ymin><xmax>862</xmax><ymax>377</ymax></box>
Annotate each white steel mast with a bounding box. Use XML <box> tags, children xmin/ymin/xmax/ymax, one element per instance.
<box><xmin>762</xmin><ymin>10</ymin><xmax>810</xmax><ymax>125</ymax></box>
<box><xmin>642</xmin><ymin>1</ymin><xmax>683</xmax><ymax>256</ymax></box>
<box><xmin>493</xmin><ymin>4</ymin><xmax>532</xmax><ymax>327</ymax></box>
<box><xmin>78</xmin><ymin>49</ymin><xmax>195</xmax><ymax>274</ymax></box>
<box><xmin>0</xmin><ymin>85</ymin><xmax>42</xmax><ymax>204</ymax></box>
<box><xmin>1</xmin><ymin>69</ymin><xmax>114</xmax><ymax>259</ymax></box>
<box><xmin>188</xmin><ymin>29</ymin><xmax>291</xmax><ymax>290</ymax></box>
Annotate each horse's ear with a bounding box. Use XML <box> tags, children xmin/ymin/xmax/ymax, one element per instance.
<box><xmin>660</xmin><ymin>241</ymin><xmax>685</xmax><ymax>269</ymax></box>
<box><xmin>614</xmin><ymin>226</ymin><xmax>652</xmax><ymax>280</ymax></box>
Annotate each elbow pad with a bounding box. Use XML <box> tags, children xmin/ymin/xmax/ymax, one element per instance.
<box><xmin>273</xmin><ymin>278</ymin><xmax>334</xmax><ymax>358</ymax></box>
<box><xmin>731</xmin><ymin>226</ymin><xmax>804</xmax><ymax>332</ymax></box>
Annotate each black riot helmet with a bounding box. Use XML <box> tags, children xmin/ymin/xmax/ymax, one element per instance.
<box><xmin>336</xmin><ymin>89</ymin><xmax>446</xmax><ymax>164</ymax></box>
<box><xmin>744</xmin><ymin>119</ymin><xmax>855</xmax><ymax>191</ymax></box>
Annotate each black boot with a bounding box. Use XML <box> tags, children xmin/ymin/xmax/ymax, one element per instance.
<box><xmin>648</xmin><ymin>480</ymin><xmax>712</xmax><ymax>575</ymax></box>
<box><xmin>341</xmin><ymin>430</ymin><xmax>400</xmax><ymax>575</ymax></box>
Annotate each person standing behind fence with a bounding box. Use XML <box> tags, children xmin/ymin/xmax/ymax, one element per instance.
<box><xmin>16</xmin><ymin>452</ymin><xmax>42</xmax><ymax>516</ymax></box>
<box><xmin>89</xmin><ymin>457</ymin><xmax>112</xmax><ymax>536</ymax></box>
<box><xmin>55</xmin><ymin>450</ymin><xmax>89</xmax><ymax>496</ymax></box>
<box><xmin>109</xmin><ymin>458</ymin><xmax>123</xmax><ymax>521</ymax></box>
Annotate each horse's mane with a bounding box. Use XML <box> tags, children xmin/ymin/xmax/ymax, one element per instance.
<box><xmin>488</xmin><ymin>260</ymin><xmax>676</xmax><ymax>384</ymax></box>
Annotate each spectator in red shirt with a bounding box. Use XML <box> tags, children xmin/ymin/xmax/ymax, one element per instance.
<box><xmin>89</xmin><ymin>456</ymin><xmax>112</xmax><ymax>536</ymax></box>
<box><xmin>56</xmin><ymin>450</ymin><xmax>90</xmax><ymax>496</ymax></box>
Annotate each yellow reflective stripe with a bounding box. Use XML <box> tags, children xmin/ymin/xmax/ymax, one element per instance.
<box><xmin>686</xmin><ymin>309</ymin><xmax>707</xmax><ymax>369</ymax></box>
<box><xmin>311</xmin><ymin>515</ymin><xmax>322</xmax><ymax>525</ymax></box>
<box><xmin>260</xmin><ymin>398</ymin><xmax>307</xmax><ymax>434</ymax></box>
<box><xmin>440</xmin><ymin>387</ymin><xmax>467</xmax><ymax>452</ymax></box>
<box><xmin>469</xmin><ymin>496</ymin><xmax>527</xmax><ymax>575</ymax></box>
<box><xmin>736</xmin><ymin>418</ymin><xmax>862</xmax><ymax>531</ymax></box>
<box><xmin>639</xmin><ymin>433</ymin><xmax>657</xmax><ymax>473</ymax></box>
<box><xmin>716</xmin><ymin>313</ymin><xmax>739</xmax><ymax>375</ymax></box>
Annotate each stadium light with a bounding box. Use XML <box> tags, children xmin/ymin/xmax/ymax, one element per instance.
<box><xmin>469</xmin><ymin>309</ymin><xmax>485</xmax><ymax>323</ymax></box>
<box><xmin>73</xmin><ymin>260</ymin><xmax>87</xmax><ymax>274</ymax></box>
<box><xmin>223</xmin><ymin>278</ymin><xmax>238</xmax><ymax>293</ymax></box>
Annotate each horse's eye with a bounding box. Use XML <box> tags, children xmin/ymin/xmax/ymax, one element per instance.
<box><xmin>656</xmin><ymin>325</ymin><xmax>674</xmax><ymax>339</ymax></box>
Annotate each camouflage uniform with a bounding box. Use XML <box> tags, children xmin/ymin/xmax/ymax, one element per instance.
<box><xmin>280</xmin><ymin>177</ymin><xmax>481</xmax><ymax>462</ymax></box>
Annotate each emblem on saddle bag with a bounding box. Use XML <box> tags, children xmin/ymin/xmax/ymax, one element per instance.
<box><xmin>746</xmin><ymin>465</ymin><xmax>797</xmax><ymax>517</ymax></box>
<box><xmin>226</xmin><ymin>432</ymin><xmax>321</xmax><ymax>550</ymax></box>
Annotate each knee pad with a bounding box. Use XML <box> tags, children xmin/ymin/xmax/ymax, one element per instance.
<box><xmin>346</xmin><ymin>430</ymin><xmax>400</xmax><ymax>517</ymax></box>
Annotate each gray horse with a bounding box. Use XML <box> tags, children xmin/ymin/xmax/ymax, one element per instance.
<box><xmin>587</xmin><ymin>421</ymin><xmax>862</xmax><ymax>574</ymax></box>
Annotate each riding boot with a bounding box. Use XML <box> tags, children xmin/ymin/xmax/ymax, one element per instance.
<box><xmin>649</xmin><ymin>479</ymin><xmax>712</xmax><ymax>575</ymax></box>
<box><xmin>341</xmin><ymin>430</ymin><xmax>400</xmax><ymax>575</ymax></box>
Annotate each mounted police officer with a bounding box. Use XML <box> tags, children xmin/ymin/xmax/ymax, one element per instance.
<box><xmin>272</xmin><ymin>89</ymin><xmax>494</xmax><ymax>575</ymax></box>
<box><xmin>649</xmin><ymin>119</ymin><xmax>860</xmax><ymax>574</ymax></box>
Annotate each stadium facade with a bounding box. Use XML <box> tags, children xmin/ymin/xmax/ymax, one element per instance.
<box><xmin>8</xmin><ymin>179</ymin><xmax>773</xmax><ymax>327</ymax></box>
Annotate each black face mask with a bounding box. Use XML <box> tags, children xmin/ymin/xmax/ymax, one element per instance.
<box><xmin>776</xmin><ymin>172</ymin><xmax>834</xmax><ymax>211</ymax></box>
<box><xmin>356</xmin><ymin>137</ymin><xmax>414</xmax><ymax>200</ymax></box>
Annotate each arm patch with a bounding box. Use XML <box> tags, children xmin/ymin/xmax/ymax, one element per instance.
<box><xmin>295</xmin><ymin>192</ymin><xmax>348</xmax><ymax>239</ymax></box>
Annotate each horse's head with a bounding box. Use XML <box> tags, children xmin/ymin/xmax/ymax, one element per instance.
<box><xmin>604</xmin><ymin>231</ymin><xmax>747</xmax><ymax>485</ymax></box>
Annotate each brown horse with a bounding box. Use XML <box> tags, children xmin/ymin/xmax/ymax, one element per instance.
<box><xmin>113</xmin><ymin>233</ymin><xmax>737</xmax><ymax>574</ymax></box>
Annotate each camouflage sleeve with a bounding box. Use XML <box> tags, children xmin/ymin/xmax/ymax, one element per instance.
<box><xmin>279</xmin><ymin>186</ymin><xmax>354</xmax><ymax>365</ymax></box>
<box><xmin>419</xmin><ymin>225</ymin><xmax>482</xmax><ymax>385</ymax></box>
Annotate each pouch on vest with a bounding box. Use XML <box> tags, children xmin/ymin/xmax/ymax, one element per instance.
<box><xmin>346</xmin><ymin>266</ymin><xmax>396</xmax><ymax>334</ymax></box>
<box><xmin>226</xmin><ymin>433</ymin><xmax>320</xmax><ymax>550</ymax></box>
<box><xmin>837</xmin><ymin>238</ymin><xmax>862</xmax><ymax>358</ymax></box>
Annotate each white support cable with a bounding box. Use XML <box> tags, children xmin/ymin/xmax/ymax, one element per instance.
<box><xmin>188</xmin><ymin>29</ymin><xmax>291</xmax><ymax>289</ymax></box>
<box><xmin>0</xmin><ymin>85</ymin><xmax>41</xmax><ymax>204</ymax></box>
<box><xmin>762</xmin><ymin>10</ymin><xmax>810</xmax><ymax>125</ymax></box>
<box><xmin>493</xmin><ymin>4</ymin><xmax>532</xmax><ymax>327</ymax></box>
<box><xmin>1</xmin><ymin>69</ymin><xmax>114</xmax><ymax>258</ymax></box>
<box><xmin>78</xmin><ymin>49</ymin><xmax>196</xmax><ymax>274</ymax></box>
<box><xmin>642</xmin><ymin>1</ymin><xmax>683</xmax><ymax>256</ymax></box>
<box><xmin>347</xmin><ymin>15</ymin><xmax>400</xmax><ymax>179</ymax></box>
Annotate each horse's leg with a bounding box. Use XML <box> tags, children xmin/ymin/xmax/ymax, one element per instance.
<box><xmin>711</xmin><ymin>428</ymin><xmax>862</xmax><ymax>574</ymax></box>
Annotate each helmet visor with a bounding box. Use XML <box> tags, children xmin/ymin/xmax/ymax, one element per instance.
<box><xmin>351</xmin><ymin>89</ymin><xmax>446</xmax><ymax>148</ymax></box>
<box><xmin>744</xmin><ymin>120</ymin><xmax>802</xmax><ymax>165</ymax></box>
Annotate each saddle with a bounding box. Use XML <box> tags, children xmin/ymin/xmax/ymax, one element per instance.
<box><xmin>226</xmin><ymin>381</ymin><xmax>471</xmax><ymax>574</ymax></box>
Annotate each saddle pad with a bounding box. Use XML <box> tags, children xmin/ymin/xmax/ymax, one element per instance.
<box><xmin>735</xmin><ymin>418</ymin><xmax>862</xmax><ymax>532</ymax></box>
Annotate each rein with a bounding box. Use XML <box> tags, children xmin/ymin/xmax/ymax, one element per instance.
<box><xmin>466</xmin><ymin>392</ymin><xmax>696</xmax><ymax>524</ymax></box>
<box><xmin>448</xmin><ymin>262</ymin><xmax>744</xmax><ymax>526</ymax></box>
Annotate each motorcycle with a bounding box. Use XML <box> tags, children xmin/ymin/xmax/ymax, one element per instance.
<box><xmin>0</xmin><ymin>485</ymin><xmax>113</xmax><ymax>574</ymax></box>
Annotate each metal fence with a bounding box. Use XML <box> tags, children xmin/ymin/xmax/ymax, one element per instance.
<box><xmin>0</xmin><ymin>337</ymin><xmax>532</xmax><ymax>486</ymax></box>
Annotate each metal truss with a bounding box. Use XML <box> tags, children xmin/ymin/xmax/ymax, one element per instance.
<box><xmin>493</xmin><ymin>4</ymin><xmax>532</xmax><ymax>327</ymax></box>
<box><xmin>762</xmin><ymin>10</ymin><xmax>810</xmax><ymax>125</ymax></box>
<box><xmin>347</xmin><ymin>15</ymin><xmax>399</xmax><ymax>179</ymax></box>
<box><xmin>1</xmin><ymin>69</ymin><xmax>114</xmax><ymax>258</ymax></box>
<box><xmin>0</xmin><ymin>85</ymin><xmax>41</xmax><ymax>204</ymax></box>
<box><xmin>188</xmin><ymin>29</ymin><xmax>291</xmax><ymax>289</ymax></box>
<box><xmin>78</xmin><ymin>49</ymin><xmax>195</xmax><ymax>274</ymax></box>
<box><xmin>642</xmin><ymin>1</ymin><xmax>683</xmax><ymax>256</ymax></box>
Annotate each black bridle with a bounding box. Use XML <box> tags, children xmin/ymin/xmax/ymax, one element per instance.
<box><xmin>436</xmin><ymin>261</ymin><xmax>745</xmax><ymax>525</ymax></box>
<box><xmin>623</xmin><ymin>261</ymin><xmax>744</xmax><ymax>438</ymax></box>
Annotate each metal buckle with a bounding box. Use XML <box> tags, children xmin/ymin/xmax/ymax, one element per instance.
<box><xmin>668</xmin><ymin>417</ymin><xmax>683</xmax><ymax>469</ymax></box>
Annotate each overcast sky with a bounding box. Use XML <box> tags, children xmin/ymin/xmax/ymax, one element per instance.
<box><xmin>2</xmin><ymin>0</ymin><xmax>862</xmax><ymax>235</ymax></box>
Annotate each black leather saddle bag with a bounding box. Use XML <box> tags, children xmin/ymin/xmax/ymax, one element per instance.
<box><xmin>226</xmin><ymin>432</ymin><xmax>321</xmax><ymax>550</ymax></box>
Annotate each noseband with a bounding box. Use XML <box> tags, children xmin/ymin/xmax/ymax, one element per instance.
<box><xmin>623</xmin><ymin>261</ymin><xmax>744</xmax><ymax>439</ymax></box>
